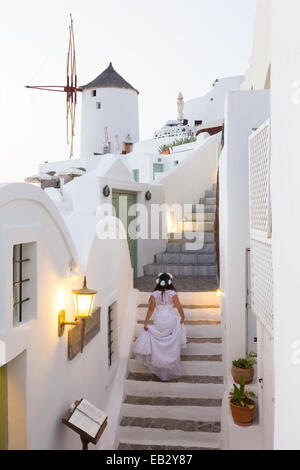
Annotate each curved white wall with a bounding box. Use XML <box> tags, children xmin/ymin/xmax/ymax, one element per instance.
<box><xmin>80</xmin><ymin>87</ymin><xmax>139</xmax><ymax>158</ymax></box>
<box><xmin>0</xmin><ymin>183</ymin><xmax>136</xmax><ymax>449</ymax></box>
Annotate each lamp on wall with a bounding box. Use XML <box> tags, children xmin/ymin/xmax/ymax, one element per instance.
<box><xmin>58</xmin><ymin>276</ymin><xmax>98</xmax><ymax>352</ymax></box>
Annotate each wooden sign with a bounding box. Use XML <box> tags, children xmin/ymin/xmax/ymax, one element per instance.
<box><xmin>62</xmin><ymin>398</ymin><xmax>108</xmax><ymax>450</ymax></box>
<box><xmin>68</xmin><ymin>307</ymin><xmax>101</xmax><ymax>360</ymax></box>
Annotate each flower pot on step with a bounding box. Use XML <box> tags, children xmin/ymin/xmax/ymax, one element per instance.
<box><xmin>230</xmin><ymin>399</ymin><xmax>256</xmax><ymax>427</ymax></box>
<box><xmin>160</xmin><ymin>149</ymin><xmax>170</xmax><ymax>155</ymax></box>
<box><xmin>231</xmin><ymin>365</ymin><xmax>254</xmax><ymax>385</ymax></box>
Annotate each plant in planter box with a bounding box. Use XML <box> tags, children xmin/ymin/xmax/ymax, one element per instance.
<box><xmin>158</xmin><ymin>144</ymin><xmax>172</xmax><ymax>155</ymax></box>
<box><xmin>232</xmin><ymin>352</ymin><xmax>257</xmax><ymax>385</ymax></box>
<box><xmin>229</xmin><ymin>376</ymin><xmax>256</xmax><ymax>427</ymax></box>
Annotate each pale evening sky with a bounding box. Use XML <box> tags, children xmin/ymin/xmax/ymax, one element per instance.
<box><xmin>0</xmin><ymin>0</ymin><xmax>257</xmax><ymax>183</ymax></box>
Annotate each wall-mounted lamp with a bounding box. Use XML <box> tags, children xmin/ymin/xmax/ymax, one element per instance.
<box><xmin>58</xmin><ymin>276</ymin><xmax>98</xmax><ymax>352</ymax></box>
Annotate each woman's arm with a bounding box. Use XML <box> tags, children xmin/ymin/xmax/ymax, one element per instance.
<box><xmin>173</xmin><ymin>294</ymin><xmax>185</xmax><ymax>324</ymax></box>
<box><xmin>144</xmin><ymin>295</ymin><xmax>156</xmax><ymax>330</ymax></box>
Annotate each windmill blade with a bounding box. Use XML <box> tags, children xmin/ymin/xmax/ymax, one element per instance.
<box><xmin>25</xmin><ymin>13</ymin><xmax>82</xmax><ymax>159</ymax></box>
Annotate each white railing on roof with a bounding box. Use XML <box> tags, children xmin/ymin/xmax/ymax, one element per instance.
<box><xmin>249</xmin><ymin>119</ymin><xmax>273</xmax><ymax>334</ymax></box>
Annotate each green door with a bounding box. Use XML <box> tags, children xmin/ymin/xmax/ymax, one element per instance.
<box><xmin>153</xmin><ymin>163</ymin><xmax>164</xmax><ymax>180</ymax></box>
<box><xmin>0</xmin><ymin>365</ymin><xmax>8</xmax><ymax>450</ymax></box>
<box><xmin>112</xmin><ymin>191</ymin><xmax>138</xmax><ymax>278</ymax></box>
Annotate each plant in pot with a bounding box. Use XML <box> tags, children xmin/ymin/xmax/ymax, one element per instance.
<box><xmin>158</xmin><ymin>144</ymin><xmax>171</xmax><ymax>155</ymax></box>
<box><xmin>229</xmin><ymin>376</ymin><xmax>256</xmax><ymax>427</ymax></box>
<box><xmin>231</xmin><ymin>352</ymin><xmax>257</xmax><ymax>385</ymax></box>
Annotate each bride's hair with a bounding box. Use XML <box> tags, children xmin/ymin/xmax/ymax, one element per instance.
<box><xmin>154</xmin><ymin>273</ymin><xmax>176</xmax><ymax>295</ymax></box>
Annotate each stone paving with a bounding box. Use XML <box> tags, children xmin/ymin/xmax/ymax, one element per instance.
<box><xmin>134</xmin><ymin>275</ymin><xmax>218</xmax><ymax>292</ymax></box>
<box><xmin>131</xmin><ymin>353</ymin><xmax>222</xmax><ymax>362</ymax></box>
<box><xmin>127</xmin><ymin>372</ymin><xmax>223</xmax><ymax>384</ymax></box>
<box><xmin>123</xmin><ymin>395</ymin><xmax>222</xmax><ymax>407</ymax></box>
<box><xmin>120</xmin><ymin>417</ymin><xmax>221</xmax><ymax>433</ymax></box>
<box><xmin>118</xmin><ymin>443</ymin><xmax>218</xmax><ymax>450</ymax></box>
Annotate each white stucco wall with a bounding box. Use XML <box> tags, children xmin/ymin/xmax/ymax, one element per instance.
<box><xmin>241</xmin><ymin>0</ymin><xmax>272</xmax><ymax>91</ymax></box>
<box><xmin>62</xmin><ymin>158</ymin><xmax>166</xmax><ymax>278</ymax></box>
<box><xmin>219</xmin><ymin>90</ymin><xmax>270</xmax><ymax>449</ymax></box>
<box><xmin>160</xmin><ymin>133</ymin><xmax>221</xmax><ymax>207</ymax></box>
<box><xmin>0</xmin><ymin>183</ymin><xmax>136</xmax><ymax>450</ymax></box>
<box><xmin>271</xmin><ymin>0</ymin><xmax>300</xmax><ymax>450</ymax></box>
<box><xmin>80</xmin><ymin>87</ymin><xmax>139</xmax><ymax>158</ymax></box>
<box><xmin>184</xmin><ymin>76</ymin><xmax>244</xmax><ymax>127</ymax></box>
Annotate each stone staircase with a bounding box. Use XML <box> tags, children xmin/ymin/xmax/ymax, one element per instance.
<box><xmin>117</xmin><ymin>290</ymin><xmax>224</xmax><ymax>450</ymax></box>
<box><xmin>143</xmin><ymin>185</ymin><xmax>217</xmax><ymax>277</ymax></box>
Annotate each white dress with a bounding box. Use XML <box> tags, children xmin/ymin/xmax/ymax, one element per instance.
<box><xmin>133</xmin><ymin>290</ymin><xmax>187</xmax><ymax>381</ymax></box>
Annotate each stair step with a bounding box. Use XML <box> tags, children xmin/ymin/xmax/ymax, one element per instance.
<box><xmin>136</xmin><ymin>306</ymin><xmax>221</xmax><ymax>322</ymax></box>
<box><xmin>131</xmin><ymin>352</ymin><xmax>222</xmax><ymax>362</ymax></box>
<box><xmin>135</xmin><ymin>323</ymin><xmax>222</xmax><ymax>338</ymax></box>
<box><xmin>137</xmin><ymin>291</ymin><xmax>220</xmax><ymax>308</ymax></box>
<box><xmin>143</xmin><ymin>263</ymin><xmax>217</xmax><ymax>277</ymax></box>
<box><xmin>118</xmin><ymin>426</ymin><xmax>220</xmax><ymax>448</ymax></box>
<box><xmin>128</xmin><ymin>359</ymin><xmax>224</xmax><ymax>376</ymax></box>
<box><xmin>187</xmin><ymin>337</ymin><xmax>222</xmax><ymax>343</ymax></box>
<box><xmin>136</xmin><ymin>319</ymin><xmax>220</xmax><ymax>326</ymax></box>
<box><xmin>181</xmin><ymin>355</ymin><xmax>222</xmax><ymax>362</ymax></box>
<box><xmin>121</xmin><ymin>404</ymin><xmax>221</xmax><ymax>430</ymax></box>
<box><xmin>184</xmin><ymin>212</ymin><xmax>215</xmax><ymax>222</ymax></box>
<box><xmin>117</xmin><ymin>443</ymin><xmax>218</xmax><ymax>450</ymax></box>
<box><xmin>125</xmin><ymin>377</ymin><xmax>225</xmax><ymax>398</ymax></box>
<box><xmin>205</xmin><ymin>190</ymin><xmax>217</xmax><ymax>198</ymax></box>
<box><xmin>168</xmin><ymin>231</ymin><xmax>215</xmax><ymax>242</ymax></box>
<box><xmin>127</xmin><ymin>372</ymin><xmax>223</xmax><ymax>384</ymax></box>
<box><xmin>155</xmin><ymin>253</ymin><xmax>216</xmax><ymax>265</ymax></box>
<box><xmin>182</xmin><ymin>341</ymin><xmax>222</xmax><ymax>355</ymax></box>
<box><xmin>120</xmin><ymin>416</ymin><xmax>221</xmax><ymax>433</ymax></box>
<box><xmin>175</xmin><ymin>222</ymin><xmax>215</xmax><ymax>232</ymax></box>
<box><xmin>199</xmin><ymin>197</ymin><xmax>216</xmax><ymax>205</ymax></box>
<box><xmin>192</xmin><ymin>205</ymin><xmax>216</xmax><ymax>213</ymax></box>
<box><xmin>166</xmin><ymin>242</ymin><xmax>215</xmax><ymax>253</ymax></box>
<box><xmin>123</xmin><ymin>395</ymin><xmax>222</xmax><ymax>407</ymax></box>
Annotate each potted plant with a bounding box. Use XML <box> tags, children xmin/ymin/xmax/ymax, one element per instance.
<box><xmin>158</xmin><ymin>144</ymin><xmax>171</xmax><ymax>155</ymax></box>
<box><xmin>231</xmin><ymin>352</ymin><xmax>257</xmax><ymax>385</ymax></box>
<box><xmin>229</xmin><ymin>376</ymin><xmax>256</xmax><ymax>427</ymax></box>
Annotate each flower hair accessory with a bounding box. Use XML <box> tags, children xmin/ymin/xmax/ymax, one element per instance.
<box><xmin>156</xmin><ymin>272</ymin><xmax>174</xmax><ymax>287</ymax></box>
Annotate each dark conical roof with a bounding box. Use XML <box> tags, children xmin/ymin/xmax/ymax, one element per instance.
<box><xmin>82</xmin><ymin>62</ymin><xmax>139</xmax><ymax>94</ymax></box>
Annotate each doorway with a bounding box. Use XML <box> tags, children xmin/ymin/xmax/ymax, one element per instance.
<box><xmin>112</xmin><ymin>191</ymin><xmax>138</xmax><ymax>278</ymax></box>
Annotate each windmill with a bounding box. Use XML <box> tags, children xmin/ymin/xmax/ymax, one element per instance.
<box><xmin>26</xmin><ymin>14</ymin><xmax>82</xmax><ymax>158</ymax></box>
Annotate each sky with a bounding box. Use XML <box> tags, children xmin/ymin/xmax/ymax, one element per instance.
<box><xmin>0</xmin><ymin>0</ymin><xmax>257</xmax><ymax>183</ymax></box>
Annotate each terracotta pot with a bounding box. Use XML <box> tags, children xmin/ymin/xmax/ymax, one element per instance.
<box><xmin>231</xmin><ymin>365</ymin><xmax>254</xmax><ymax>385</ymax></box>
<box><xmin>230</xmin><ymin>399</ymin><xmax>256</xmax><ymax>427</ymax></box>
<box><xmin>160</xmin><ymin>149</ymin><xmax>170</xmax><ymax>155</ymax></box>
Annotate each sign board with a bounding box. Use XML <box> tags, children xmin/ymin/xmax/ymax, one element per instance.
<box><xmin>62</xmin><ymin>398</ymin><xmax>107</xmax><ymax>449</ymax></box>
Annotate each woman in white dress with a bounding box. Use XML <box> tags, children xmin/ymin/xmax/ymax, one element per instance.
<box><xmin>133</xmin><ymin>273</ymin><xmax>187</xmax><ymax>381</ymax></box>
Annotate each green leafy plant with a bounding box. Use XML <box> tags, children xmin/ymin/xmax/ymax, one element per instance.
<box><xmin>172</xmin><ymin>136</ymin><xmax>196</xmax><ymax>147</ymax></box>
<box><xmin>229</xmin><ymin>376</ymin><xmax>256</xmax><ymax>409</ymax></box>
<box><xmin>158</xmin><ymin>136</ymin><xmax>196</xmax><ymax>153</ymax></box>
<box><xmin>158</xmin><ymin>144</ymin><xmax>172</xmax><ymax>153</ymax></box>
<box><xmin>232</xmin><ymin>352</ymin><xmax>257</xmax><ymax>369</ymax></box>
